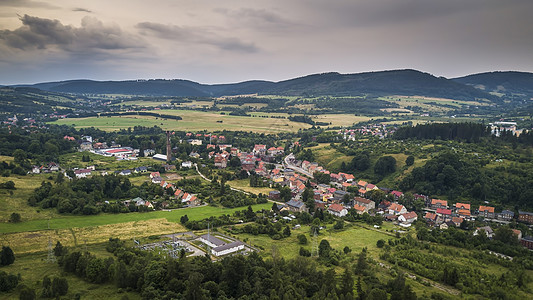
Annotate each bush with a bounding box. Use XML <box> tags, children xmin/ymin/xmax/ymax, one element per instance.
<box><xmin>0</xmin><ymin>271</ymin><xmax>18</xmax><ymax>292</ymax></box>
<box><xmin>297</xmin><ymin>234</ymin><xmax>308</xmax><ymax>245</ymax></box>
<box><xmin>0</xmin><ymin>246</ymin><xmax>15</xmax><ymax>266</ymax></box>
<box><xmin>299</xmin><ymin>247</ymin><xmax>311</xmax><ymax>257</ymax></box>
<box><xmin>9</xmin><ymin>212</ymin><xmax>21</xmax><ymax>223</ymax></box>
<box><xmin>19</xmin><ymin>285</ymin><xmax>36</xmax><ymax>300</ymax></box>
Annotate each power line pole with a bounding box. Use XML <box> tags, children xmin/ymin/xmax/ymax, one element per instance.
<box><xmin>46</xmin><ymin>219</ymin><xmax>56</xmax><ymax>263</ymax></box>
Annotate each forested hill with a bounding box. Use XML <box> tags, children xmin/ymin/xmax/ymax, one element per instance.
<box><xmin>453</xmin><ymin>71</ymin><xmax>533</xmax><ymax>98</ymax></box>
<box><xmin>15</xmin><ymin>69</ymin><xmax>496</xmax><ymax>100</ymax></box>
<box><xmin>263</xmin><ymin>70</ymin><xmax>495</xmax><ymax>100</ymax></box>
<box><xmin>0</xmin><ymin>87</ymin><xmax>78</xmax><ymax>117</ymax></box>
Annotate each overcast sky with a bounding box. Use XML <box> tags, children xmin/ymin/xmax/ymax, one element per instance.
<box><xmin>0</xmin><ymin>0</ymin><xmax>532</xmax><ymax>84</ymax></box>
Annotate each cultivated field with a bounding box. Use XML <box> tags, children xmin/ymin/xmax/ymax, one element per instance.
<box><xmin>49</xmin><ymin>110</ymin><xmax>311</xmax><ymax>133</ymax></box>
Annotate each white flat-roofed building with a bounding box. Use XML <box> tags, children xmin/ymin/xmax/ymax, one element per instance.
<box><xmin>198</xmin><ymin>234</ymin><xmax>225</xmax><ymax>248</ymax></box>
<box><xmin>152</xmin><ymin>154</ymin><xmax>167</xmax><ymax>161</ymax></box>
<box><xmin>211</xmin><ymin>241</ymin><xmax>245</xmax><ymax>257</ymax></box>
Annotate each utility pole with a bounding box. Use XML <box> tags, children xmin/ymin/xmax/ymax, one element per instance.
<box><xmin>46</xmin><ymin>219</ymin><xmax>56</xmax><ymax>263</ymax></box>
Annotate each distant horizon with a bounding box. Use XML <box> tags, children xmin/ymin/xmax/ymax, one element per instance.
<box><xmin>3</xmin><ymin>68</ymin><xmax>531</xmax><ymax>86</ymax></box>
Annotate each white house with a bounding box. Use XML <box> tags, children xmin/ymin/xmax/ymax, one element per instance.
<box><xmin>212</xmin><ymin>241</ymin><xmax>245</xmax><ymax>257</ymax></box>
<box><xmin>398</xmin><ymin>211</ymin><xmax>418</xmax><ymax>224</ymax></box>
<box><xmin>328</xmin><ymin>204</ymin><xmax>348</xmax><ymax>217</ymax></box>
<box><xmin>181</xmin><ymin>161</ymin><xmax>193</xmax><ymax>168</ymax></box>
<box><xmin>74</xmin><ymin>169</ymin><xmax>92</xmax><ymax>178</ymax></box>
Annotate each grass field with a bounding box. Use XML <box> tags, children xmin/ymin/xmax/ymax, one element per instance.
<box><xmin>309</xmin><ymin>143</ymin><xmax>353</xmax><ymax>171</ymax></box>
<box><xmin>1</xmin><ymin>243</ymin><xmax>141</xmax><ymax>300</ymax></box>
<box><xmin>49</xmin><ymin>109</ymin><xmax>311</xmax><ymax>133</ymax></box>
<box><xmin>230</xmin><ymin>222</ymin><xmax>394</xmax><ymax>261</ymax></box>
<box><xmin>0</xmin><ymin>202</ymin><xmax>273</xmax><ymax>234</ymax></box>
<box><xmin>0</xmin><ymin>174</ymin><xmax>57</xmax><ymax>222</ymax></box>
<box><xmin>226</xmin><ymin>179</ymin><xmax>275</xmax><ymax>195</ymax></box>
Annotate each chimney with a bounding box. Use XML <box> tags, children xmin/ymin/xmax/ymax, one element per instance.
<box><xmin>166</xmin><ymin>131</ymin><xmax>172</xmax><ymax>162</ymax></box>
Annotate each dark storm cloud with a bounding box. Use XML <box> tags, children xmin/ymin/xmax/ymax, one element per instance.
<box><xmin>72</xmin><ymin>8</ymin><xmax>92</xmax><ymax>13</ymax></box>
<box><xmin>0</xmin><ymin>14</ymin><xmax>145</xmax><ymax>51</ymax></box>
<box><xmin>136</xmin><ymin>21</ymin><xmax>258</xmax><ymax>53</ymax></box>
<box><xmin>0</xmin><ymin>0</ymin><xmax>58</xmax><ymax>9</ymax></box>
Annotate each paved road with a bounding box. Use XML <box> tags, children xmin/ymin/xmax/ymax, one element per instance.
<box><xmin>283</xmin><ymin>153</ymin><xmax>314</xmax><ymax>178</ymax></box>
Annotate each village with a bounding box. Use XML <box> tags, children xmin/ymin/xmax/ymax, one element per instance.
<box><xmin>26</xmin><ymin>130</ymin><xmax>533</xmax><ymax>255</ymax></box>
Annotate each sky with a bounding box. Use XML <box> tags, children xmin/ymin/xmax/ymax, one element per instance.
<box><xmin>0</xmin><ymin>0</ymin><xmax>532</xmax><ymax>85</ymax></box>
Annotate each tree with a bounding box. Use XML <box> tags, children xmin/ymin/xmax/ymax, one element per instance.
<box><xmin>13</xmin><ymin>149</ymin><xmax>27</xmax><ymax>165</ymax></box>
<box><xmin>54</xmin><ymin>241</ymin><xmax>66</xmax><ymax>257</ymax></box>
<box><xmin>319</xmin><ymin>239</ymin><xmax>332</xmax><ymax>258</ymax></box>
<box><xmin>334</xmin><ymin>220</ymin><xmax>344</xmax><ymax>230</ymax></box>
<box><xmin>313</xmin><ymin>172</ymin><xmax>330</xmax><ymax>184</ymax></box>
<box><xmin>376</xmin><ymin>240</ymin><xmax>385</xmax><ymax>248</ymax></box>
<box><xmin>19</xmin><ymin>285</ymin><xmax>36</xmax><ymax>300</ymax></box>
<box><xmin>0</xmin><ymin>246</ymin><xmax>15</xmax><ymax>266</ymax></box>
<box><xmin>299</xmin><ymin>247</ymin><xmax>311</xmax><ymax>257</ymax></box>
<box><xmin>298</xmin><ymin>234</ymin><xmax>308</xmax><ymax>245</ymax></box>
<box><xmin>405</xmin><ymin>155</ymin><xmax>415</xmax><ymax>166</ymax></box>
<box><xmin>9</xmin><ymin>212</ymin><xmax>21</xmax><ymax>223</ymax></box>
<box><xmin>355</xmin><ymin>248</ymin><xmax>367</xmax><ymax>274</ymax></box>
<box><xmin>374</xmin><ymin>156</ymin><xmax>396</xmax><ymax>177</ymax></box>
<box><xmin>356</xmin><ymin>276</ymin><xmax>364</xmax><ymax>300</ymax></box>
<box><xmin>367</xmin><ymin>288</ymin><xmax>387</xmax><ymax>300</ymax></box>
<box><xmin>40</xmin><ymin>276</ymin><xmax>52</xmax><ymax>298</ymax></box>
<box><xmin>0</xmin><ymin>181</ymin><xmax>15</xmax><ymax>190</ymax></box>
<box><xmin>180</xmin><ymin>214</ymin><xmax>189</xmax><ymax>224</ymax></box>
<box><xmin>51</xmin><ymin>277</ymin><xmax>69</xmax><ymax>297</ymax></box>
<box><xmin>343</xmin><ymin>246</ymin><xmax>352</xmax><ymax>254</ymax></box>
<box><xmin>283</xmin><ymin>226</ymin><xmax>291</xmax><ymax>237</ymax></box>
<box><xmin>494</xmin><ymin>226</ymin><xmax>519</xmax><ymax>245</ymax></box>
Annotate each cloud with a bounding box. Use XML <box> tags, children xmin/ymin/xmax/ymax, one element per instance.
<box><xmin>72</xmin><ymin>8</ymin><xmax>92</xmax><ymax>13</ymax></box>
<box><xmin>0</xmin><ymin>14</ymin><xmax>145</xmax><ymax>51</ymax></box>
<box><xmin>214</xmin><ymin>7</ymin><xmax>295</xmax><ymax>29</ymax></box>
<box><xmin>0</xmin><ymin>0</ymin><xmax>58</xmax><ymax>9</ymax></box>
<box><xmin>136</xmin><ymin>21</ymin><xmax>258</xmax><ymax>53</ymax></box>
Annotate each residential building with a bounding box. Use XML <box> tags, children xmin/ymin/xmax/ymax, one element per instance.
<box><xmin>74</xmin><ymin>169</ymin><xmax>92</xmax><ymax>178</ymax></box>
<box><xmin>328</xmin><ymin>204</ymin><xmax>348</xmax><ymax>217</ymax></box>
<box><xmin>521</xmin><ymin>236</ymin><xmax>533</xmax><ymax>250</ymax></box>
<box><xmin>431</xmin><ymin>199</ymin><xmax>448</xmax><ymax>210</ymax></box>
<box><xmin>286</xmin><ymin>200</ymin><xmax>307</xmax><ymax>213</ymax></box>
<box><xmin>455</xmin><ymin>202</ymin><xmax>471</xmax><ymax>211</ymax></box>
<box><xmin>398</xmin><ymin>211</ymin><xmax>418</xmax><ymax>224</ymax></box>
<box><xmin>478</xmin><ymin>205</ymin><xmax>495</xmax><ymax>219</ymax></box>
<box><xmin>353</xmin><ymin>197</ymin><xmax>375</xmax><ymax>211</ymax></box>
<box><xmin>353</xmin><ymin>204</ymin><xmax>366</xmax><ymax>214</ymax></box>
<box><xmin>388</xmin><ymin>203</ymin><xmax>407</xmax><ymax>215</ymax></box>
<box><xmin>497</xmin><ymin>210</ymin><xmax>515</xmax><ymax>221</ymax></box>
<box><xmin>518</xmin><ymin>211</ymin><xmax>533</xmax><ymax>224</ymax></box>
<box><xmin>512</xmin><ymin>229</ymin><xmax>522</xmax><ymax>240</ymax></box>
<box><xmin>474</xmin><ymin>226</ymin><xmax>494</xmax><ymax>239</ymax></box>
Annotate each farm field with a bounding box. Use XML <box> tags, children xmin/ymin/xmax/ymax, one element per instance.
<box><xmin>378</xmin><ymin>95</ymin><xmax>491</xmax><ymax>113</ymax></box>
<box><xmin>49</xmin><ymin>109</ymin><xmax>311</xmax><ymax>133</ymax></box>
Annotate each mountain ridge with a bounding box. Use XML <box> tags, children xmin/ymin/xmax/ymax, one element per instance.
<box><xmin>10</xmin><ymin>69</ymin><xmax>533</xmax><ymax>100</ymax></box>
